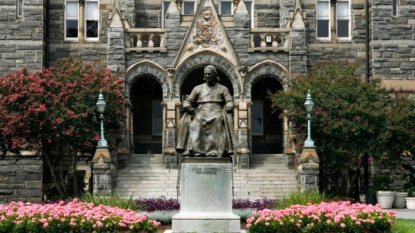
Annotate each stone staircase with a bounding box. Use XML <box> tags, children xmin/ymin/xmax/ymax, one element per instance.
<box><xmin>115</xmin><ymin>154</ymin><xmax>298</xmax><ymax>200</ymax></box>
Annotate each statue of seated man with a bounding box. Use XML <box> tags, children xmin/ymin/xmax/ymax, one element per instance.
<box><xmin>176</xmin><ymin>65</ymin><xmax>237</xmax><ymax>157</ymax></box>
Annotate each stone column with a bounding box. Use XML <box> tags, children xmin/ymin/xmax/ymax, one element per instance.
<box><xmin>163</xmin><ymin>101</ymin><xmax>181</xmax><ymax>168</ymax></box>
<box><xmin>297</xmin><ymin>147</ymin><xmax>320</xmax><ymax>192</ymax></box>
<box><xmin>92</xmin><ymin>147</ymin><xmax>116</xmax><ymax>195</ymax></box>
<box><xmin>235</xmin><ymin>102</ymin><xmax>250</xmax><ymax>169</ymax></box>
<box><xmin>107</xmin><ymin>27</ymin><xmax>126</xmax><ymax>79</ymax></box>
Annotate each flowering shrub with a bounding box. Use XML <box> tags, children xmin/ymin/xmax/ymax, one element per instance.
<box><xmin>0</xmin><ymin>199</ymin><xmax>160</xmax><ymax>233</ymax></box>
<box><xmin>246</xmin><ymin>201</ymin><xmax>396</xmax><ymax>233</ymax></box>
<box><xmin>233</xmin><ymin>198</ymin><xmax>276</xmax><ymax>210</ymax></box>
<box><xmin>135</xmin><ymin>196</ymin><xmax>180</xmax><ymax>212</ymax></box>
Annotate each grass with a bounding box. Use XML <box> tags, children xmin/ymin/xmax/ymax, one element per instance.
<box><xmin>80</xmin><ymin>192</ymin><xmax>140</xmax><ymax>211</ymax></box>
<box><xmin>393</xmin><ymin>219</ymin><xmax>415</xmax><ymax>233</ymax></box>
<box><xmin>275</xmin><ymin>189</ymin><xmax>332</xmax><ymax>209</ymax></box>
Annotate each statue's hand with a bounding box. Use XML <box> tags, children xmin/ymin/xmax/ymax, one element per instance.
<box><xmin>225</xmin><ymin>102</ymin><xmax>235</xmax><ymax>112</ymax></box>
<box><xmin>184</xmin><ymin>105</ymin><xmax>195</xmax><ymax>114</ymax></box>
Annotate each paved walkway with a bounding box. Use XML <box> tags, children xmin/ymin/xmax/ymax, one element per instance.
<box><xmin>385</xmin><ymin>209</ymin><xmax>415</xmax><ymax>219</ymax></box>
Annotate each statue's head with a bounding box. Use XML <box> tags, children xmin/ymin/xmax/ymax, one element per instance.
<box><xmin>204</xmin><ymin>65</ymin><xmax>220</xmax><ymax>82</ymax></box>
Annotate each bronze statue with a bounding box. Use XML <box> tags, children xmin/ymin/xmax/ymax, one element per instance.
<box><xmin>176</xmin><ymin>65</ymin><xmax>237</xmax><ymax>157</ymax></box>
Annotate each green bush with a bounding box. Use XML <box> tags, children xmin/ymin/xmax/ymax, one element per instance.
<box><xmin>275</xmin><ymin>189</ymin><xmax>332</xmax><ymax>209</ymax></box>
<box><xmin>80</xmin><ymin>193</ymin><xmax>140</xmax><ymax>211</ymax></box>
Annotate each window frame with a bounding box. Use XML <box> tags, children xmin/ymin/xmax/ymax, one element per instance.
<box><xmin>161</xmin><ymin>0</ymin><xmax>170</xmax><ymax>28</ymax></box>
<box><xmin>181</xmin><ymin>0</ymin><xmax>195</xmax><ymax>15</ymax></box>
<box><xmin>392</xmin><ymin>0</ymin><xmax>398</xmax><ymax>18</ymax></box>
<box><xmin>336</xmin><ymin>0</ymin><xmax>351</xmax><ymax>41</ymax></box>
<box><xmin>316</xmin><ymin>0</ymin><xmax>331</xmax><ymax>41</ymax></box>
<box><xmin>244</xmin><ymin>0</ymin><xmax>254</xmax><ymax>28</ymax></box>
<box><xmin>16</xmin><ymin>0</ymin><xmax>24</xmax><ymax>18</ymax></box>
<box><xmin>64</xmin><ymin>0</ymin><xmax>79</xmax><ymax>41</ymax></box>
<box><xmin>84</xmin><ymin>0</ymin><xmax>99</xmax><ymax>42</ymax></box>
<box><xmin>220</xmin><ymin>0</ymin><xmax>234</xmax><ymax>16</ymax></box>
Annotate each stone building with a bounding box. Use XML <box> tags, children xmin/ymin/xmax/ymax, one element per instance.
<box><xmin>0</xmin><ymin>0</ymin><xmax>414</xmax><ymax>200</ymax></box>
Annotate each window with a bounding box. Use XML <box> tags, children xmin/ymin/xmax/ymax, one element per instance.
<box><xmin>336</xmin><ymin>0</ymin><xmax>350</xmax><ymax>39</ymax></box>
<box><xmin>316</xmin><ymin>0</ymin><xmax>330</xmax><ymax>40</ymax></box>
<box><xmin>162</xmin><ymin>0</ymin><xmax>170</xmax><ymax>28</ymax></box>
<box><xmin>16</xmin><ymin>0</ymin><xmax>23</xmax><ymax>18</ymax></box>
<box><xmin>65</xmin><ymin>0</ymin><xmax>79</xmax><ymax>40</ymax></box>
<box><xmin>220</xmin><ymin>0</ymin><xmax>233</xmax><ymax>15</ymax></box>
<box><xmin>182</xmin><ymin>0</ymin><xmax>195</xmax><ymax>15</ymax></box>
<box><xmin>392</xmin><ymin>0</ymin><xmax>398</xmax><ymax>17</ymax></box>
<box><xmin>245</xmin><ymin>0</ymin><xmax>254</xmax><ymax>28</ymax></box>
<box><xmin>85</xmin><ymin>0</ymin><xmax>99</xmax><ymax>40</ymax></box>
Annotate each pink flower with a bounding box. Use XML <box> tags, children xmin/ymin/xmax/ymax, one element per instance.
<box><xmin>340</xmin><ymin>223</ymin><xmax>346</xmax><ymax>228</ymax></box>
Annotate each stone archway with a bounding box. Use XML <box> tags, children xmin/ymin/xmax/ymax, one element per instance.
<box><xmin>173</xmin><ymin>52</ymin><xmax>241</xmax><ymax>100</ymax></box>
<box><xmin>244</xmin><ymin>61</ymin><xmax>289</xmax><ymax>155</ymax></box>
<box><xmin>125</xmin><ymin>61</ymin><xmax>170</xmax><ymax>154</ymax></box>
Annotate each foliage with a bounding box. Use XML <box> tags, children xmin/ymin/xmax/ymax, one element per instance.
<box><xmin>233</xmin><ymin>198</ymin><xmax>276</xmax><ymax>210</ymax></box>
<box><xmin>370</xmin><ymin>174</ymin><xmax>393</xmax><ymax>193</ymax></box>
<box><xmin>80</xmin><ymin>193</ymin><xmax>140</xmax><ymax>211</ymax></box>
<box><xmin>134</xmin><ymin>196</ymin><xmax>180</xmax><ymax>212</ymax></box>
<box><xmin>0</xmin><ymin>199</ymin><xmax>160</xmax><ymax>233</ymax></box>
<box><xmin>147</xmin><ymin>210</ymin><xmax>179</xmax><ymax>225</ymax></box>
<box><xmin>0</xmin><ymin>58</ymin><xmax>124</xmax><ymax>196</ymax></box>
<box><xmin>275</xmin><ymin>189</ymin><xmax>332</xmax><ymax>209</ymax></box>
<box><xmin>233</xmin><ymin>208</ymin><xmax>256</xmax><ymax>222</ymax></box>
<box><xmin>246</xmin><ymin>201</ymin><xmax>396</xmax><ymax>233</ymax></box>
<box><xmin>392</xmin><ymin>219</ymin><xmax>415</xmax><ymax>233</ymax></box>
<box><xmin>269</xmin><ymin>61</ymin><xmax>415</xmax><ymax>196</ymax></box>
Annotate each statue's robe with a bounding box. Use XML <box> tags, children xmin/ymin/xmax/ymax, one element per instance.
<box><xmin>176</xmin><ymin>83</ymin><xmax>237</xmax><ymax>157</ymax></box>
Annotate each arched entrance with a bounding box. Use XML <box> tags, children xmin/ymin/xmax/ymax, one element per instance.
<box><xmin>130</xmin><ymin>76</ymin><xmax>163</xmax><ymax>154</ymax></box>
<box><xmin>251</xmin><ymin>77</ymin><xmax>284</xmax><ymax>154</ymax></box>
<box><xmin>180</xmin><ymin>67</ymin><xmax>234</xmax><ymax>101</ymax></box>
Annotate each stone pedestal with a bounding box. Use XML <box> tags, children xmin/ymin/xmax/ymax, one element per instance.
<box><xmin>172</xmin><ymin>158</ymin><xmax>240</xmax><ymax>233</ymax></box>
<box><xmin>92</xmin><ymin>147</ymin><xmax>115</xmax><ymax>195</ymax></box>
<box><xmin>297</xmin><ymin>147</ymin><xmax>319</xmax><ymax>192</ymax></box>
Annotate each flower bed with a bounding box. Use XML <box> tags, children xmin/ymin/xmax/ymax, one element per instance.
<box><xmin>0</xmin><ymin>199</ymin><xmax>160</xmax><ymax>233</ymax></box>
<box><xmin>246</xmin><ymin>201</ymin><xmax>396</xmax><ymax>233</ymax></box>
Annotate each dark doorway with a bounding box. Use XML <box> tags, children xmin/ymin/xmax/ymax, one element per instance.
<box><xmin>131</xmin><ymin>76</ymin><xmax>163</xmax><ymax>154</ymax></box>
<box><xmin>180</xmin><ymin>68</ymin><xmax>234</xmax><ymax>102</ymax></box>
<box><xmin>251</xmin><ymin>78</ymin><xmax>283</xmax><ymax>154</ymax></box>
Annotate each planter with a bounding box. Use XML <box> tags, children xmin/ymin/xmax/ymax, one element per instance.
<box><xmin>376</xmin><ymin>191</ymin><xmax>396</xmax><ymax>208</ymax></box>
<box><xmin>405</xmin><ymin>197</ymin><xmax>415</xmax><ymax>209</ymax></box>
<box><xmin>393</xmin><ymin>192</ymin><xmax>408</xmax><ymax>208</ymax></box>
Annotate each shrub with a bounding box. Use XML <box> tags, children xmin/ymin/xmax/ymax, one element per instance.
<box><xmin>275</xmin><ymin>189</ymin><xmax>332</xmax><ymax>209</ymax></box>
<box><xmin>80</xmin><ymin>193</ymin><xmax>140</xmax><ymax>211</ymax></box>
<box><xmin>148</xmin><ymin>210</ymin><xmax>179</xmax><ymax>225</ymax></box>
<box><xmin>233</xmin><ymin>198</ymin><xmax>276</xmax><ymax>210</ymax></box>
<box><xmin>135</xmin><ymin>196</ymin><xmax>180</xmax><ymax>212</ymax></box>
<box><xmin>0</xmin><ymin>199</ymin><xmax>160</xmax><ymax>233</ymax></box>
<box><xmin>247</xmin><ymin>201</ymin><xmax>395</xmax><ymax>233</ymax></box>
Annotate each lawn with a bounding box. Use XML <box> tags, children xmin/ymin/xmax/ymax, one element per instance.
<box><xmin>393</xmin><ymin>219</ymin><xmax>415</xmax><ymax>233</ymax></box>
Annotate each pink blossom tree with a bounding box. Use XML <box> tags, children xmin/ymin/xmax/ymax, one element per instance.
<box><xmin>0</xmin><ymin>58</ymin><xmax>124</xmax><ymax>197</ymax></box>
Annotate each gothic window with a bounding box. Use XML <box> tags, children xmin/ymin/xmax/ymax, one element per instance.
<box><xmin>16</xmin><ymin>0</ymin><xmax>23</xmax><ymax>18</ymax></box>
<box><xmin>220</xmin><ymin>0</ymin><xmax>233</xmax><ymax>15</ymax></box>
<box><xmin>316</xmin><ymin>0</ymin><xmax>330</xmax><ymax>40</ymax></box>
<box><xmin>65</xmin><ymin>0</ymin><xmax>79</xmax><ymax>40</ymax></box>
<box><xmin>182</xmin><ymin>0</ymin><xmax>195</xmax><ymax>15</ymax></box>
<box><xmin>85</xmin><ymin>0</ymin><xmax>99</xmax><ymax>40</ymax></box>
<box><xmin>392</xmin><ymin>0</ymin><xmax>398</xmax><ymax>17</ymax></box>
<box><xmin>336</xmin><ymin>0</ymin><xmax>350</xmax><ymax>39</ymax></box>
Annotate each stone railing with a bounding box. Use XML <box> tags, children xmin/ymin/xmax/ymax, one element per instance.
<box><xmin>125</xmin><ymin>28</ymin><xmax>167</xmax><ymax>53</ymax></box>
<box><xmin>248</xmin><ymin>28</ymin><xmax>290</xmax><ymax>53</ymax></box>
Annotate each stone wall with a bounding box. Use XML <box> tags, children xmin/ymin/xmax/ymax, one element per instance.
<box><xmin>0</xmin><ymin>157</ymin><xmax>43</xmax><ymax>203</ymax></box>
<box><xmin>0</xmin><ymin>0</ymin><xmax>45</xmax><ymax>75</ymax></box>
<box><xmin>370</xmin><ymin>0</ymin><xmax>415</xmax><ymax>80</ymax></box>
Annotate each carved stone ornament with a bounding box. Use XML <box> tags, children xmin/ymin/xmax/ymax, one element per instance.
<box><xmin>92</xmin><ymin>153</ymin><xmax>111</xmax><ymax>169</ymax></box>
<box><xmin>193</xmin><ymin>6</ymin><xmax>221</xmax><ymax>50</ymax></box>
<box><xmin>299</xmin><ymin>147</ymin><xmax>319</xmax><ymax>170</ymax></box>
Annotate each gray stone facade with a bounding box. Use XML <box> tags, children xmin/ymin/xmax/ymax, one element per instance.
<box><xmin>0</xmin><ymin>157</ymin><xmax>42</xmax><ymax>203</ymax></box>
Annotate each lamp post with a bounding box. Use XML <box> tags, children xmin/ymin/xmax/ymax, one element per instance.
<box><xmin>92</xmin><ymin>91</ymin><xmax>114</xmax><ymax>195</ymax></box>
<box><xmin>298</xmin><ymin>90</ymin><xmax>319</xmax><ymax>192</ymax></box>
<box><xmin>96</xmin><ymin>91</ymin><xmax>107</xmax><ymax>147</ymax></box>
<box><xmin>304</xmin><ymin>90</ymin><xmax>314</xmax><ymax>147</ymax></box>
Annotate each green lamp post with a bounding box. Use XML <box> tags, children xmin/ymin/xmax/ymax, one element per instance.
<box><xmin>304</xmin><ymin>90</ymin><xmax>315</xmax><ymax>147</ymax></box>
<box><xmin>96</xmin><ymin>91</ymin><xmax>108</xmax><ymax>147</ymax></box>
